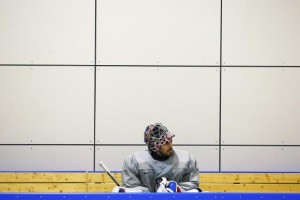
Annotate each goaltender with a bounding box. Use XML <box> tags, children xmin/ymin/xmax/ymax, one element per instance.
<box><xmin>115</xmin><ymin>123</ymin><xmax>202</xmax><ymax>193</ymax></box>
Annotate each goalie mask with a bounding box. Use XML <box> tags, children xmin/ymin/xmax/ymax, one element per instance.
<box><xmin>144</xmin><ymin>123</ymin><xmax>175</xmax><ymax>152</ymax></box>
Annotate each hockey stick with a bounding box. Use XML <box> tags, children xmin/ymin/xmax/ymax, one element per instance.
<box><xmin>99</xmin><ymin>161</ymin><xmax>121</xmax><ymax>186</ymax></box>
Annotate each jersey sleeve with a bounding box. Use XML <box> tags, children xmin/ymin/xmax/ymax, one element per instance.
<box><xmin>121</xmin><ymin>154</ymin><xmax>150</xmax><ymax>192</ymax></box>
<box><xmin>177</xmin><ymin>153</ymin><xmax>200</xmax><ymax>191</ymax></box>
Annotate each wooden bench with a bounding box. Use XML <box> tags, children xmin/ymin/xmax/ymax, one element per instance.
<box><xmin>0</xmin><ymin>172</ymin><xmax>299</xmax><ymax>192</ymax></box>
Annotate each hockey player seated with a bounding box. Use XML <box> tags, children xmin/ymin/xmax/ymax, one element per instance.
<box><xmin>113</xmin><ymin>123</ymin><xmax>202</xmax><ymax>193</ymax></box>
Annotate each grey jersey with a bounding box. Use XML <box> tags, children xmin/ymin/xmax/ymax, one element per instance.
<box><xmin>122</xmin><ymin>148</ymin><xmax>199</xmax><ymax>192</ymax></box>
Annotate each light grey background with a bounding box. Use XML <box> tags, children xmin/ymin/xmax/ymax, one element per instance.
<box><xmin>222</xmin><ymin>67</ymin><xmax>300</xmax><ymax>145</ymax></box>
<box><xmin>97</xmin><ymin>0</ymin><xmax>220</xmax><ymax>65</ymax></box>
<box><xmin>0</xmin><ymin>145</ymin><xmax>94</xmax><ymax>171</ymax></box>
<box><xmin>96</xmin><ymin>67</ymin><xmax>219</xmax><ymax>145</ymax></box>
<box><xmin>0</xmin><ymin>0</ymin><xmax>95</xmax><ymax>65</ymax></box>
<box><xmin>0</xmin><ymin>0</ymin><xmax>299</xmax><ymax>172</ymax></box>
<box><xmin>0</xmin><ymin>66</ymin><xmax>94</xmax><ymax>144</ymax></box>
<box><xmin>221</xmin><ymin>147</ymin><xmax>300</xmax><ymax>172</ymax></box>
<box><xmin>222</xmin><ymin>0</ymin><xmax>300</xmax><ymax>66</ymax></box>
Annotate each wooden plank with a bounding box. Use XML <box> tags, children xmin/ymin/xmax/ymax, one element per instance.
<box><xmin>88</xmin><ymin>183</ymin><xmax>300</xmax><ymax>193</ymax></box>
<box><xmin>88</xmin><ymin>183</ymin><xmax>116</xmax><ymax>192</ymax></box>
<box><xmin>0</xmin><ymin>172</ymin><xmax>87</xmax><ymax>183</ymax></box>
<box><xmin>0</xmin><ymin>172</ymin><xmax>123</xmax><ymax>183</ymax></box>
<box><xmin>200</xmin><ymin>173</ymin><xmax>300</xmax><ymax>184</ymax></box>
<box><xmin>1</xmin><ymin>172</ymin><xmax>299</xmax><ymax>184</ymax></box>
<box><xmin>1</xmin><ymin>182</ymin><xmax>299</xmax><ymax>193</ymax></box>
<box><xmin>0</xmin><ymin>183</ymin><xmax>87</xmax><ymax>192</ymax></box>
<box><xmin>200</xmin><ymin>183</ymin><xmax>300</xmax><ymax>192</ymax></box>
<box><xmin>87</xmin><ymin>173</ymin><xmax>300</xmax><ymax>184</ymax></box>
<box><xmin>87</xmin><ymin>172</ymin><xmax>122</xmax><ymax>183</ymax></box>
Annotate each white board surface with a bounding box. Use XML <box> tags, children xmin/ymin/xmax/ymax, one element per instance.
<box><xmin>221</xmin><ymin>146</ymin><xmax>300</xmax><ymax>172</ymax></box>
<box><xmin>222</xmin><ymin>67</ymin><xmax>300</xmax><ymax>145</ymax></box>
<box><xmin>223</xmin><ymin>0</ymin><xmax>300</xmax><ymax>66</ymax></box>
<box><xmin>96</xmin><ymin>67</ymin><xmax>220</xmax><ymax>145</ymax></box>
<box><xmin>97</xmin><ymin>0</ymin><xmax>220</xmax><ymax>65</ymax></box>
<box><xmin>0</xmin><ymin>0</ymin><xmax>94</xmax><ymax>65</ymax></box>
<box><xmin>0</xmin><ymin>66</ymin><xmax>94</xmax><ymax>144</ymax></box>
<box><xmin>0</xmin><ymin>145</ymin><xmax>94</xmax><ymax>171</ymax></box>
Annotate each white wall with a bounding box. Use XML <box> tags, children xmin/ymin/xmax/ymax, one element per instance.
<box><xmin>0</xmin><ymin>0</ymin><xmax>299</xmax><ymax>172</ymax></box>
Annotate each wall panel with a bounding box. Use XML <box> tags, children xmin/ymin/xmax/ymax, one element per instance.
<box><xmin>0</xmin><ymin>66</ymin><xmax>94</xmax><ymax>144</ymax></box>
<box><xmin>223</xmin><ymin>0</ymin><xmax>300</xmax><ymax>66</ymax></box>
<box><xmin>97</xmin><ymin>0</ymin><xmax>220</xmax><ymax>65</ymax></box>
<box><xmin>96</xmin><ymin>67</ymin><xmax>219</xmax><ymax>145</ymax></box>
<box><xmin>0</xmin><ymin>0</ymin><xmax>299</xmax><ymax>173</ymax></box>
<box><xmin>221</xmin><ymin>146</ymin><xmax>300</xmax><ymax>172</ymax></box>
<box><xmin>222</xmin><ymin>67</ymin><xmax>300</xmax><ymax>145</ymax></box>
<box><xmin>0</xmin><ymin>0</ymin><xmax>94</xmax><ymax>65</ymax></box>
<box><xmin>0</xmin><ymin>145</ymin><xmax>94</xmax><ymax>171</ymax></box>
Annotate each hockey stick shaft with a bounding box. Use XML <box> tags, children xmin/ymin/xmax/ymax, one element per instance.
<box><xmin>99</xmin><ymin>161</ymin><xmax>121</xmax><ymax>186</ymax></box>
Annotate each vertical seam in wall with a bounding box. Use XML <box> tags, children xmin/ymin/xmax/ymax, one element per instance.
<box><xmin>85</xmin><ymin>171</ymin><xmax>89</xmax><ymax>192</ymax></box>
<box><xmin>219</xmin><ymin>0</ymin><xmax>223</xmax><ymax>172</ymax></box>
<box><xmin>93</xmin><ymin>0</ymin><xmax>97</xmax><ymax>171</ymax></box>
